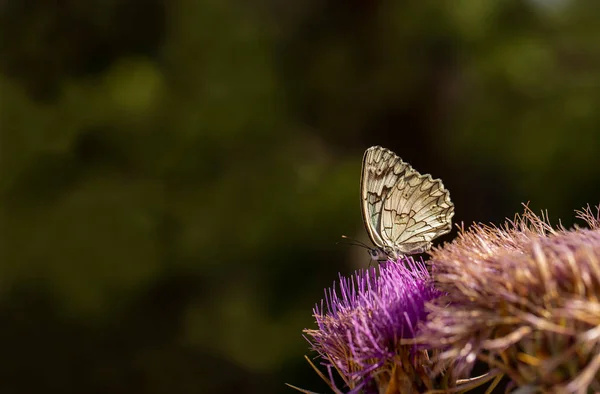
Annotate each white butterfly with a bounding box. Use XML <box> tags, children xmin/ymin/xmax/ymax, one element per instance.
<box><xmin>360</xmin><ymin>145</ymin><xmax>454</xmax><ymax>261</ymax></box>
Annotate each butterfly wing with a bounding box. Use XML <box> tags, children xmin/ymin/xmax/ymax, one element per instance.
<box><xmin>360</xmin><ymin>146</ymin><xmax>413</xmax><ymax>249</ymax></box>
<box><xmin>381</xmin><ymin>169</ymin><xmax>454</xmax><ymax>254</ymax></box>
<box><xmin>361</xmin><ymin>146</ymin><xmax>454</xmax><ymax>256</ymax></box>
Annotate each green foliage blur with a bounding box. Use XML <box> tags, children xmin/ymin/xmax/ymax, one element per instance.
<box><xmin>1</xmin><ymin>0</ymin><xmax>599</xmax><ymax>393</ymax></box>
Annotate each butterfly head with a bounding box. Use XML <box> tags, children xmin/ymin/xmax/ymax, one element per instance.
<box><xmin>368</xmin><ymin>246</ymin><xmax>399</xmax><ymax>262</ymax></box>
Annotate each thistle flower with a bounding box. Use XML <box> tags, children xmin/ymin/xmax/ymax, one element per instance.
<box><xmin>422</xmin><ymin>204</ymin><xmax>600</xmax><ymax>393</ymax></box>
<box><xmin>295</xmin><ymin>257</ymin><xmax>458</xmax><ymax>393</ymax></box>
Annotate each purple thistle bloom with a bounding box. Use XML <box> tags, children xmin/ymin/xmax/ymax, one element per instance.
<box><xmin>303</xmin><ymin>257</ymin><xmax>442</xmax><ymax>393</ymax></box>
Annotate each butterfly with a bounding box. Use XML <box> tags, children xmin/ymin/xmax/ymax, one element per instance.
<box><xmin>360</xmin><ymin>145</ymin><xmax>454</xmax><ymax>261</ymax></box>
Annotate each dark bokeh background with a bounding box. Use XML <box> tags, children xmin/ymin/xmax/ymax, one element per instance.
<box><xmin>1</xmin><ymin>0</ymin><xmax>599</xmax><ymax>393</ymax></box>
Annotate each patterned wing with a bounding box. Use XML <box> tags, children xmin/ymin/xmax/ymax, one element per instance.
<box><xmin>380</xmin><ymin>169</ymin><xmax>454</xmax><ymax>254</ymax></box>
<box><xmin>361</xmin><ymin>146</ymin><xmax>454</xmax><ymax>256</ymax></box>
<box><xmin>360</xmin><ymin>146</ymin><xmax>414</xmax><ymax>249</ymax></box>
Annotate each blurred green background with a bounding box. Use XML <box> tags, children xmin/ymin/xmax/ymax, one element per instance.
<box><xmin>1</xmin><ymin>0</ymin><xmax>600</xmax><ymax>393</ymax></box>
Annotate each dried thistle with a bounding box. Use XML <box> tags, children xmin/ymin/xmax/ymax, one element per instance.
<box><xmin>422</xmin><ymin>203</ymin><xmax>600</xmax><ymax>393</ymax></box>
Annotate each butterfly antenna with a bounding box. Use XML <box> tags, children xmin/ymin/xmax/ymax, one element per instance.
<box><xmin>338</xmin><ymin>235</ymin><xmax>371</xmax><ymax>250</ymax></box>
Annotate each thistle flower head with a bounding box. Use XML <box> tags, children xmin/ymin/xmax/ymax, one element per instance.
<box><xmin>303</xmin><ymin>257</ymin><xmax>445</xmax><ymax>393</ymax></box>
<box><xmin>422</xmin><ymin>204</ymin><xmax>600</xmax><ymax>393</ymax></box>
